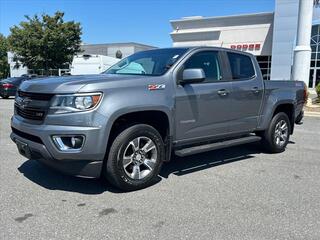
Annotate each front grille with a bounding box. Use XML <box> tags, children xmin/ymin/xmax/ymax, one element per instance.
<box><xmin>15</xmin><ymin>91</ymin><xmax>52</xmax><ymax>121</ymax></box>
<box><xmin>15</xmin><ymin>104</ymin><xmax>46</xmax><ymax>121</ymax></box>
<box><xmin>18</xmin><ymin>91</ymin><xmax>54</xmax><ymax>101</ymax></box>
<box><xmin>11</xmin><ymin>127</ymin><xmax>43</xmax><ymax>144</ymax></box>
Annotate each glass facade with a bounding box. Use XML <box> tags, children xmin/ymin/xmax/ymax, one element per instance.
<box><xmin>309</xmin><ymin>24</ymin><xmax>320</xmax><ymax>88</ymax></box>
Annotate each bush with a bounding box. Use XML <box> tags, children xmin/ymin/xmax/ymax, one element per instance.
<box><xmin>316</xmin><ymin>82</ymin><xmax>320</xmax><ymax>97</ymax></box>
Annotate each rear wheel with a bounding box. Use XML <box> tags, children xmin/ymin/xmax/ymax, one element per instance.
<box><xmin>261</xmin><ymin>112</ymin><xmax>290</xmax><ymax>153</ymax></box>
<box><xmin>104</xmin><ymin>124</ymin><xmax>165</xmax><ymax>191</ymax></box>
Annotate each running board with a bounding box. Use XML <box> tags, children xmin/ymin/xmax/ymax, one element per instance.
<box><xmin>174</xmin><ymin>135</ymin><xmax>261</xmax><ymax>157</ymax></box>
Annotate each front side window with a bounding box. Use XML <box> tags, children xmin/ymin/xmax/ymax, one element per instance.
<box><xmin>227</xmin><ymin>52</ymin><xmax>255</xmax><ymax>80</ymax></box>
<box><xmin>104</xmin><ymin>48</ymin><xmax>188</xmax><ymax>76</ymax></box>
<box><xmin>183</xmin><ymin>51</ymin><xmax>222</xmax><ymax>82</ymax></box>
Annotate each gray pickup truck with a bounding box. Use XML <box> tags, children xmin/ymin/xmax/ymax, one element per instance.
<box><xmin>11</xmin><ymin>47</ymin><xmax>306</xmax><ymax>191</ymax></box>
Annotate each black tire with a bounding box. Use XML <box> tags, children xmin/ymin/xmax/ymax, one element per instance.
<box><xmin>1</xmin><ymin>95</ymin><xmax>9</xmax><ymax>99</ymax></box>
<box><xmin>261</xmin><ymin>112</ymin><xmax>290</xmax><ymax>153</ymax></box>
<box><xmin>104</xmin><ymin>124</ymin><xmax>165</xmax><ymax>191</ymax></box>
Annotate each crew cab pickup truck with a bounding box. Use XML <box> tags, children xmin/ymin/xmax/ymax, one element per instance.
<box><xmin>11</xmin><ymin>47</ymin><xmax>306</xmax><ymax>191</ymax></box>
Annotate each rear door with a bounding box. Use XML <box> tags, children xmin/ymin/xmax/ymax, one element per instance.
<box><xmin>174</xmin><ymin>50</ymin><xmax>233</xmax><ymax>143</ymax></box>
<box><xmin>225</xmin><ymin>52</ymin><xmax>264</xmax><ymax>133</ymax></box>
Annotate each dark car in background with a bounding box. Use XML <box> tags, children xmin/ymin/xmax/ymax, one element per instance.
<box><xmin>0</xmin><ymin>75</ymin><xmax>37</xmax><ymax>99</ymax></box>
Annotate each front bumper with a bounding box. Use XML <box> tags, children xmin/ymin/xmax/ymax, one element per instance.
<box><xmin>11</xmin><ymin>115</ymin><xmax>107</xmax><ymax>178</ymax></box>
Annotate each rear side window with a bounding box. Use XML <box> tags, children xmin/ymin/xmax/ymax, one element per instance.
<box><xmin>183</xmin><ymin>51</ymin><xmax>222</xmax><ymax>82</ymax></box>
<box><xmin>227</xmin><ymin>53</ymin><xmax>255</xmax><ymax>80</ymax></box>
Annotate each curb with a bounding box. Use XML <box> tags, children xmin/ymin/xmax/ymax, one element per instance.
<box><xmin>304</xmin><ymin>111</ymin><xmax>320</xmax><ymax>117</ymax></box>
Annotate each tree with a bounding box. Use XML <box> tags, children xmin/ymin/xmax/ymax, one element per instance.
<box><xmin>0</xmin><ymin>34</ymin><xmax>9</xmax><ymax>79</ymax></box>
<box><xmin>8</xmin><ymin>11</ymin><xmax>82</xmax><ymax>73</ymax></box>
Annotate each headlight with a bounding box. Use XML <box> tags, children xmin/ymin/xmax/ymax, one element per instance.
<box><xmin>49</xmin><ymin>92</ymin><xmax>102</xmax><ymax>114</ymax></box>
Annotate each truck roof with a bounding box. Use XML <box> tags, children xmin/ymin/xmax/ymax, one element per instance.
<box><xmin>138</xmin><ymin>46</ymin><xmax>255</xmax><ymax>57</ymax></box>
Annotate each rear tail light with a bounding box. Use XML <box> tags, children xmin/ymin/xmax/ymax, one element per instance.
<box><xmin>2</xmin><ymin>83</ymin><xmax>14</xmax><ymax>88</ymax></box>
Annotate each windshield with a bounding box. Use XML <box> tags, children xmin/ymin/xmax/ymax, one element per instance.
<box><xmin>104</xmin><ymin>48</ymin><xmax>188</xmax><ymax>76</ymax></box>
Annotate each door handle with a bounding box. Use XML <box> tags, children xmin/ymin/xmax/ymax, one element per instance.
<box><xmin>252</xmin><ymin>87</ymin><xmax>260</xmax><ymax>94</ymax></box>
<box><xmin>217</xmin><ymin>89</ymin><xmax>229</xmax><ymax>96</ymax></box>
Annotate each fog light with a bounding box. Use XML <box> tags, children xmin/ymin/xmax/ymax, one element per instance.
<box><xmin>52</xmin><ymin>135</ymin><xmax>85</xmax><ymax>151</ymax></box>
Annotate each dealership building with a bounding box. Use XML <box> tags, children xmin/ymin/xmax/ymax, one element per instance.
<box><xmin>170</xmin><ymin>0</ymin><xmax>320</xmax><ymax>89</ymax></box>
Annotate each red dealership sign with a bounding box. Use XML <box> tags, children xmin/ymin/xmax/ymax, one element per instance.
<box><xmin>230</xmin><ymin>43</ymin><xmax>261</xmax><ymax>51</ymax></box>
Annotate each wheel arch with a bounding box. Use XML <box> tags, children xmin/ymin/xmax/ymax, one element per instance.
<box><xmin>104</xmin><ymin>108</ymin><xmax>172</xmax><ymax>163</ymax></box>
<box><xmin>272</xmin><ymin>102</ymin><xmax>295</xmax><ymax>134</ymax></box>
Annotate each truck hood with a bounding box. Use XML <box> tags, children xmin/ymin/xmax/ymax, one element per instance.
<box><xmin>19</xmin><ymin>74</ymin><xmax>148</xmax><ymax>93</ymax></box>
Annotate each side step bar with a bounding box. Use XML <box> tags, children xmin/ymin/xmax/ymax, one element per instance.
<box><xmin>174</xmin><ymin>135</ymin><xmax>261</xmax><ymax>157</ymax></box>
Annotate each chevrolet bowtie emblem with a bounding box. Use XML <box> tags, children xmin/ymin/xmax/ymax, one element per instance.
<box><xmin>16</xmin><ymin>97</ymin><xmax>31</xmax><ymax>108</ymax></box>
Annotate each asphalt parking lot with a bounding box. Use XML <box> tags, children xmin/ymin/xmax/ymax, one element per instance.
<box><xmin>1</xmin><ymin>98</ymin><xmax>320</xmax><ymax>240</ymax></box>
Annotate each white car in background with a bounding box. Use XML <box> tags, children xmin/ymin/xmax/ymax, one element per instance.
<box><xmin>70</xmin><ymin>54</ymin><xmax>119</xmax><ymax>75</ymax></box>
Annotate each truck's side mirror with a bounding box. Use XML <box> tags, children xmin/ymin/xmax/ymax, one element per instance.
<box><xmin>180</xmin><ymin>68</ymin><xmax>205</xmax><ymax>85</ymax></box>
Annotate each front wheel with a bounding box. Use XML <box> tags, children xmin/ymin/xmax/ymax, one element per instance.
<box><xmin>104</xmin><ymin>124</ymin><xmax>165</xmax><ymax>191</ymax></box>
<box><xmin>261</xmin><ymin>112</ymin><xmax>290</xmax><ymax>153</ymax></box>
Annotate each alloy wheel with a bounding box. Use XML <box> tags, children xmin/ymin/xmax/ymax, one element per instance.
<box><xmin>121</xmin><ymin>136</ymin><xmax>158</xmax><ymax>180</ymax></box>
<box><xmin>274</xmin><ymin>120</ymin><xmax>288</xmax><ymax>147</ymax></box>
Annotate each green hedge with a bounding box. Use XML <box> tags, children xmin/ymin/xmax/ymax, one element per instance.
<box><xmin>316</xmin><ymin>82</ymin><xmax>320</xmax><ymax>97</ymax></box>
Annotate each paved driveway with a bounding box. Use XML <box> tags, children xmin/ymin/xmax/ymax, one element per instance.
<box><xmin>1</xmin><ymin>98</ymin><xmax>320</xmax><ymax>240</ymax></box>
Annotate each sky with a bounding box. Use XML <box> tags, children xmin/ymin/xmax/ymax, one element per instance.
<box><xmin>0</xmin><ymin>0</ymin><xmax>275</xmax><ymax>47</ymax></box>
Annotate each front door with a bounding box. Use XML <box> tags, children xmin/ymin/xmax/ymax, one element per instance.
<box><xmin>174</xmin><ymin>50</ymin><xmax>233</xmax><ymax>143</ymax></box>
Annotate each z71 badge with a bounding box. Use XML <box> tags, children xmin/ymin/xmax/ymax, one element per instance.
<box><xmin>148</xmin><ymin>84</ymin><xmax>166</xmax><ymax>91</ymax></box>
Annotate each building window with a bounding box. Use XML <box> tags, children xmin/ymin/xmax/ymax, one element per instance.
<box><xmin>256</xmin><ymin>55</ymin><xmax>272</xmax><ymax>80</ymax></box>
<box><xmin>309</xmin><ymin>24</ymin><xmax>320</xmax><ymax>88</ymax></box>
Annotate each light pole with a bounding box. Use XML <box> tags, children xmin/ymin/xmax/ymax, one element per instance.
<box><xmin>292</xmin><ymin>0</ymin><xmax>314</xmax><ymax>86</ymax></box>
